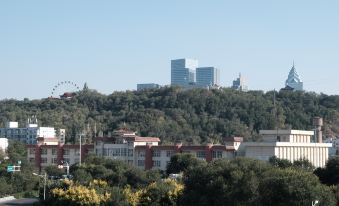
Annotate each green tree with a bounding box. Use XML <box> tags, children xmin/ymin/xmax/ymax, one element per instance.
<box><xmin>259</xmin><ymin>168</ymin><xmax>336</xmax><ymax>206</ymax></box>
<box><xmin>166</xmin><ymin>153</ymin><xmax>206</xmax><ymax>175</ymax></box>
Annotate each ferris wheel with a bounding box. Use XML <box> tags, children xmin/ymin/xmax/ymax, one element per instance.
<box><xmin>50</xmin><ymin>81</ymin><xmax>81</xmax><ymax>98</ymax></box>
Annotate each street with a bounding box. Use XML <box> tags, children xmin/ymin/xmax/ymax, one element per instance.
<box><xmin>0</xmin><ymin>198</ymin><xmax>38</xmax><ymax>206</ymax></box>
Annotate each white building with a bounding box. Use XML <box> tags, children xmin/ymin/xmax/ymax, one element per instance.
<box><xmin>0</xmin><ymin>138</ymin><xmax>8</xmax><ymax>153</ymax></box>
<box><xmin>231</xmin><ymin>73</ymin><xmax>248</xmax><ymax>92</ymax></box>
<box><xmin>243</xmin><ymin>130</ymin><xmax>332</xmax><ymax>168</ymax></box>
<box><xmin>324</xmin><ymin>138</ymin><xmax>339</xmax><ymax>157</ymax></box>
<box><xmin>0</xmin><ymin>120</ymin><xmax>64</xmax><ymax>144</ymax></box>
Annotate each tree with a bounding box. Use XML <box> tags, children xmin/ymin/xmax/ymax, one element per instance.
<box><xmin>73</xmin><ymin>169</ymin><xmax>93</xmax><ymax>184</ymax></box>
<box><xmin>166</xmin><ymin>153</ymin><xmax>206</xmax><ymax>175</ymax></box>
<box><xmin>269</xmin><ymin>156</ymin><xmax>293</xmax><ymax>169</ymax></box>
<box><xmin>259</xmin><ymin>168</ymin><xmax>336</xmax><ymax>206</ymax></box>
<box><xmin>179</xmin><ymin>158</ymin><xmax>270</xmax><ymax>206</ymax></box>
<box><xmin>314</xmin><ymin>157</ymin><xmax>339</xmax><ymax>186</ymax></box>
<box><xmin>44</xmin><ymin>165</ymin><xmax>64</xmax><ymax>177</ymax></box>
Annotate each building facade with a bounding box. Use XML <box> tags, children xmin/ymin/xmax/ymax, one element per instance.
<box><xmin>196</xmin><ymin>67</ymin><xmax>220</xmax><ymax>88</ymax></box>
<box><xmin>242</xmin><ymin>130</ymin><xmax>331</xmax><ymax>168</ymax></box>
<box><xmin>0</xmin><ymin>121</ymin><xmax>64</xmax><ymax>144</ymax></box>
<box><xmin>0</xmin><ymin>138</ymin><xmax>8</xmax><ymax>153</ymax></box>
<box><xmin>137</xmin><ymin>83</ymin><xmax>161</xmax><ymax>91</ymax></box>
<box><xmin>231</xmin><ymin>73</ymin><xmax>248</xmax><ymax>92</ymax></box>
<box><xmin>171</xmin><ymin>58</ymin><xmax>198</xmax><ymax>87</ymax></box>
<box><xmin>27</xmin><ymin>143</ymin><xmax>94</xmax><ymax>170</ymax></box>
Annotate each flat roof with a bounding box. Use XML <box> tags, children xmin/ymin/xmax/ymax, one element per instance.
<box><xmin>259</xmin><ymin>130</ymin><xmax>314</xmax><ymax>136</ymax></box>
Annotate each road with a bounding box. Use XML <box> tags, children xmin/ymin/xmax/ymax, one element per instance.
<box><xmin>0</xmin><ymin>198</ymin><xmax>38</xmax><ymax>206</ymax></box>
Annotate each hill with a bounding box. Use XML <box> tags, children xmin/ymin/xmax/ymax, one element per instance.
<box><xmin>1</xmin><ymin>87</ymin><xmax>339</xmax><ymax>144</ymax></box>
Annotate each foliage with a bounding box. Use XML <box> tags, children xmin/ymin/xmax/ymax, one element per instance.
<box><xmin>123</xmin><ymin>179</ymin><xmax>184</xmax><ymax>206</ymax></box>
<box><xmin>166</xmin><ymin>153</ymin><xmax>206</xmax><ymax>175</ymax></box>
<box><xmin>2</xmin><ymin>88</ymin><xmax>339</xmax><ymax>144</ymax></box>
<box><xmin>50</xmin><ymin>180</ymin><xmax>110</xmax><ymax>206</ymax></box>
<box><xmin>314</xmin><ymin>157</ymin><xmax>339</xmax><ymax>186</ymax></box>
<box><xmin>44</xmin><ymin>165</ymin><xmax>64</xmax><ymax>177</ymax></box>
<box><xmin>179</xmin><ymin>157</ymin><xmax>336</xmax><ymax>206</ymax></box>
<box><xmin>259</xmin><ymin>168</ymin><xmax>336</xmax><ymax>206</ymax></box>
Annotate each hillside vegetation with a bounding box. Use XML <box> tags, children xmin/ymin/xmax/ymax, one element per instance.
<box><xmin>1</xmin><ymin>87</ymin><xmax>339</xmax><ymax>144</ymax></box>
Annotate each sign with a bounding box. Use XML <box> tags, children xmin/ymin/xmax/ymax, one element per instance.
<box><xmin>7</xmin><ymin>166</ymin><xmax>14</xmax><ymax>172</ymax></box>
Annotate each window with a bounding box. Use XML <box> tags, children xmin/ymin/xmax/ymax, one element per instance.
<box><xmin>138</xmin><ymin>151</ymin><xmax>145</xmax><ymax>157</ymax></box>
<box><xmin>74</xmin><ymin>158</ymin><xmax>80</xmax><ymax>163</ymax></box>
<box><xmin>152</xmin><ymin>150</ymin><xmax>161</xmax><ymax>157</ymax></box>
<box><xmin>41</xmin><ymin>148</ymin><xmax>47</xmax><ymax>155</ymax></box>
<box><xmin>41</xmin><ymin>158</ymin><xmax>47</xmax><ymax>164</ymax></box>
<box><xmin>29</xmin><ymin>158</ymin><xmax>35</xmax><ymax>163</ymax></box>
<box><xmin>121</xmin><ymin>148</ymin><xmax>127</xmax><ymax>156</ymax></box>
<box><xmin>75</xmin><ymin>149</ymin><xmax>80</xmax><ymax>156</ymax></box>
<box><xmin>52</xmin><ymin>158</ymin><xmax>58</xmax><ymax>164</ymax></box>
<box><xmin>166</xmin><ymin>150</ymin><xmax>174</xmax><ymax>157</ymax></box>
<box><xmin>64</xmin><ymin>149</ymin><xmax>70</xmax><ymax>155</ymax></box>
<box><xmin>111</xmin><ymin>148</ymin><xmax>121</xmax><ymax>157</ymax></box>
<box><xmin>63</xmin><ymin>158</ymin><xmax>70</xmax><ymax>163</ymax></box>
<box><xmin>212</xmin><ymin>151</ymin><xmax>223</xmax><ymax>158</ymax></box>
<box><xmin>128</xmin><ymin>141</ymin><xmax>134</xmax><ymax>147</ymax></box>
<box><xmin>196</xmin><ymin>151</ymin><xmax>206</xmax><ymax>158</ymax></box>
<box><xmin>52</xmin><ymin>148</ymin><xmax>57</xmax><ymax>155</ymax></box>
<box><xmin>30</xmin><ymin>148</ymin><xmax>36</xmax><ymax>155</ymax></box>
<box><xmin>153</xmin><ymin>160</ymin><xmax>161</xmax><ymax>167</ymax></box>
<box><xmin>137</xmin><ymin>160</ymin><xmax>145</xmax><ymax>167</ymax></box>
<box><xmin>103</xmin><ymin>149</ymin><xmax>108</xmax><ymax>156</ymax></box>
<box><xmin>128</xmin><ymin>149</ymin><xmax>134</xmax><ymax>157</ymax></box>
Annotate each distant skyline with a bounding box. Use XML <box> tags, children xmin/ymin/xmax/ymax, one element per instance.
<box><xmin>1</xmin><ymin>1</ymin><xmax>339</xmax><ymax>100</ymax></box>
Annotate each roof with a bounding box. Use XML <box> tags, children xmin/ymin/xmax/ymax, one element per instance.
<box><xmin>223</xmin><ymin>137</ymin><xmax>244</xmax><ymax>142</ymax></box>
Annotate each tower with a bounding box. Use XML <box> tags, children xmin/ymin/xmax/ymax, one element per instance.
<box><xmin>171</xmin><ymin>58</ymin><xmax>198</xmax><ymax>87</ymax></box>
<box><xmin>285</xmin><ymin>62</ymin><xmax>303</xmax><ymax>91</ymax></box>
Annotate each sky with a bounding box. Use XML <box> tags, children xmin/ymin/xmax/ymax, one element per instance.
<box><xmin>1</xmin><ymin>0</ymin><xmax>339</xmax><ymax>100</ymax></box>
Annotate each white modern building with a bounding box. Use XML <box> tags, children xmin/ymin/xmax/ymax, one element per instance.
<box><xmin>0</xmin><ymin>119</ymin><xmax>64</xmax><ymax>144</ymax></box>
<box><xmin>232</xmin><ymin>73</ymin><xmax>248</xmax><ymax>92</ymax></box>
<box><xmin>171</xmin><ymin>58</ymin><xmax>198</xmax><ymax>87</ymax></box>
<box><xmin>196</xmin><ymin>67</ymin><xmax>220</xmax><ymax>88</ymax></box>
<box><xmin>242</xmin><ymin>130</ymin><xmax>332</xmax><ymax>168</ymax></box>
<box><xmin>285</xmin><ymin>62</ymin><xmax>303</xmax><ymax>91</ymax></box>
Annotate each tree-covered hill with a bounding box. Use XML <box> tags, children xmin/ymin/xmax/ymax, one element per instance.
<box><xmin>1</xmin><ymin>87</ymin><xmax>339</xmax><ymax>144</ymax></box>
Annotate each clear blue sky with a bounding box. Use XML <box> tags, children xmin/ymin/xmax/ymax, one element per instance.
<box><xmin>1</xmin><ymin>0</ymin><xmax>338</xmax><ymax>100</ymax></box>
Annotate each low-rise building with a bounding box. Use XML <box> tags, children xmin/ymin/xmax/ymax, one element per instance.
<box><xmin>242</xmin><ymin>130</ymin><xmax>332</xmax><ymax>168</ymax></box>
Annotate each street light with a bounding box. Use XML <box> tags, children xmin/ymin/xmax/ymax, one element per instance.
<box><xmin>33</xmin><ymin>172</ymin><xmax>47</xmax><ymax>201</ymax></box>
<box><xmin>312</xmin><ymin>200</ymin><xmax>319</xmax><ymax>206</ymax></box>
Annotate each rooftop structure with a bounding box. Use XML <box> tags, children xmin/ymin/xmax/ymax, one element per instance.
<box><xmin>285</xmin><ymin>62</ymin><xmax>303</xmax><ymax>91</ymax></box>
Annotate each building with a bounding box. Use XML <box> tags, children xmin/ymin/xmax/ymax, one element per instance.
<box><xmin>231</xmin><ymin>73</ymin><xmax>248</xmax><ymax>92</ymax></box>
<box><xmin>137</xmin><ymin>83</ymin><xmax>161</xmax><ymax>91</ymax></box>
<box><xmin>196</xmin><ymin>67</ymin><xmax>220</xmax><ymax>88</ymax></box>
<box><xmin>27</xmin><ymin>143</ymin><xmax>94</xmax><ymax>170</ymax></box>
<box><xmin>324</xmin><ymin>138</ymin><xmax>339</xmax><ymax>157</ymax></box>
<box><xmin>0</xmin><ymin>138</ymin><xmax>8</xmax><ymax>153</ymax></box>
<box><xmin>94</xmin><ymin>129</ymin><xmax>160</xmax><ymax>166</ymax></box>
<box><xmin>134</xmin><ymin>144</ymin><xmax>236</xmax><ymax>170</ymax></box>
<box><xmin>242</xmin><ymin>129</ymin><xmax>332</xmax><ymax>168</ymax></box>
<box><xmin>171</xmin><ymin>58</ymin><xmax>198</xmax><ymax>87</ymax></box>
<box><xmin>284</xmin><ymin>62</ymin><xmax>303</xmax><ymax>91</ymax></box>
<box><xmin>0</xmin><ymin>119</ymin><xmax>65</xmax><ymax>144</ymax></box>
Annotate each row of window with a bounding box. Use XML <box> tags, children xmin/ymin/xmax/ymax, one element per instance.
<box><xmin>38</xmin><ymin>157</ymin><xmax>79</xmax><ymax>164</ymax></box>
<box><xmin>103</xmin><ymin>148</ymin><xmax>133</xmax><ymax>157</ymax></box>
<box><xmin>29</xmin><ymin>148</ymin><xmax>80</xmax><ymax>156</ymax></box>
